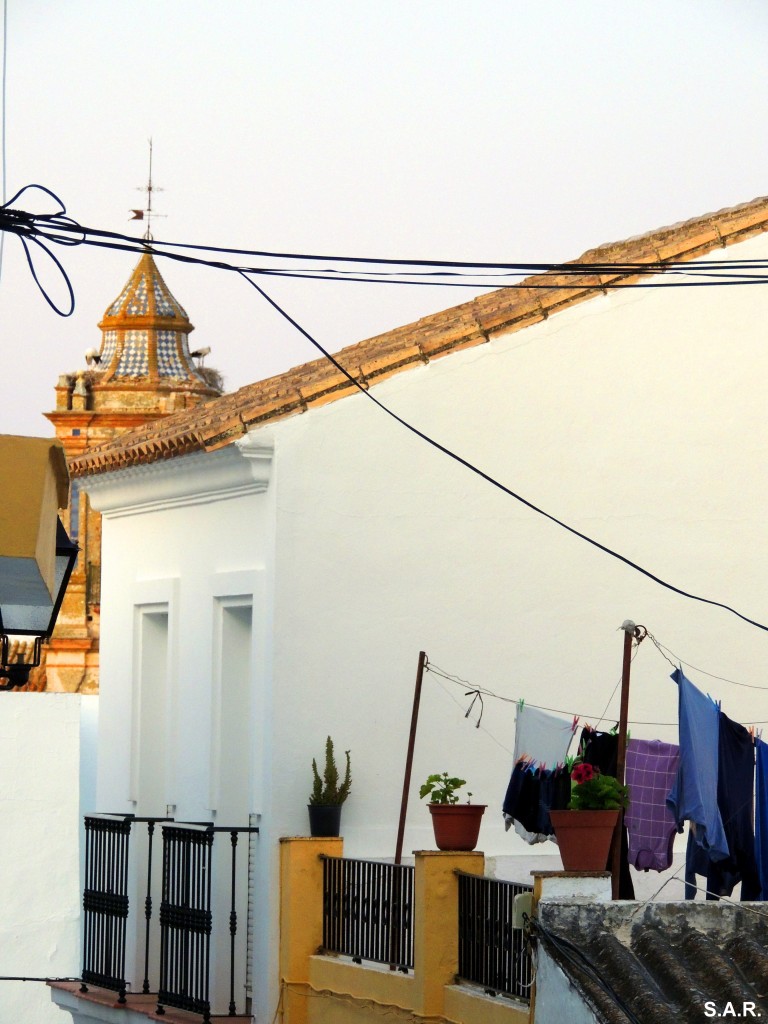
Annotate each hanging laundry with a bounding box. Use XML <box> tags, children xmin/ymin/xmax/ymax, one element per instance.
<box><xmin>578</xmin><ymin>725</ymin><xmax>619</xmax><ymax>775</ymax></box>
<box><xmin>755</xmin><ymin>739</ymin><xmax>768</xmax><ymax>899</ymax></box>
<box><xmin>666</xmin><ymin>668</ymin><xmax>729</xmax><ymax>863</ymax></box>
<box><xmin>502</xmin><ymin>761</ymin><xmax>571</xmax><ymax>844</ymax></box>
<box><xmin>503</xmin><ymin>702</ymin><xmax>576</xmax><ymax>843</ymax></box>
<box><xmin>513</xmin><ymin>703</ymin><xmax>576</xmax><ymax>767</ymax></box>
<box><xmin>685</xmin><ymin>712</ymin><xmax>760</xmax><ymax>901</ymax></box>
<box><xmin>625</xmin><ymin>738</ymin><xmax>679</xmax><ymax>872</ymax></box>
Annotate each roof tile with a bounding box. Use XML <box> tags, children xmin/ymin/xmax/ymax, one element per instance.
<box><xmin>69</xmin><ymin>195</ymin><xmax>768</xmax><ymax>478</ymax></box>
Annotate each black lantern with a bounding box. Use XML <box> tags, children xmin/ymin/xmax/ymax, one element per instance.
<box><xmin>0</xmin><ymin>518</ymin><xmax>78</xmax><ymax>689</ymax></box>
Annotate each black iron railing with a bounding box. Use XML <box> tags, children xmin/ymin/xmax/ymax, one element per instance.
<box><xmin>456</xmin><ymin>872</ymin><xmax>533</xmax><ymax>1000</ymax></box>
<box><xmin>321</xmin><ymin>856</ymin><xmax>414</xmax><ymax>971</ymax></box>
<box><xmin>81</xmin><ymin>814</ymin><xmax>170</xmax><ymax>1002</ymax></box>
<box><xmin>80</xmin><ymin>815</ymin><xmax>257</xmax><ymax>1020</ymax></box>
<box><xmin>156</xmin><ymin>823</ymin><xmax>258</xmax><ymax>1022</ymax></box>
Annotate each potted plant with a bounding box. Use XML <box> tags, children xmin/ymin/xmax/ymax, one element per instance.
<box><xmin>308</xmin><ymin>736</ymin><xmax>352</xmax><ymax>838</ymax></box>
<box><xmin>420</xmin><ymin>772</ymin><xmax>486</xmax><ymax>851</ymax></box>
<box><xmin>549</xmin><ymin>763</ymin><xmax>629</xmax><ymax>871</ymax></box>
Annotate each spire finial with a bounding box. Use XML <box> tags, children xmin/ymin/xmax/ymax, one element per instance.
<box><xmin>129</xmin><ymin>138</ymin><xmax>165</xmax><ymax>242</ymax></box>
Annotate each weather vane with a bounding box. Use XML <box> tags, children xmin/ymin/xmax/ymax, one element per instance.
<box><xmin>130</xmin><ymin>138</ymin><xmax>165</xmax><ymax>241</ymax></box>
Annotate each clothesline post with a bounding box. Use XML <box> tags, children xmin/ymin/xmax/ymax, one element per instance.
<box><xmin>611</xmin><ymin>620</ymin><xmax>646</xmax><ymax>897</ymax></box>
<box><xmin>395</xmin><ymin>650</ymin><xmax>428</xmax><ymax>866</ymax></box>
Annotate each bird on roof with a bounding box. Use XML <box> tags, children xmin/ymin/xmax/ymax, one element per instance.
<box><xmin>190</xmin><ymin>346</ymin><xmax>211</xmax><ymax>365</ymax></box>
<box><xmin>84</xmin><ymin>348</ymin><xmax>102</xmax><ymax>366</ymax></box>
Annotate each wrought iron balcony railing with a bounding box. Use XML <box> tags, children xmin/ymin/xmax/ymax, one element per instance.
<box><xmin>456</xmin><ymin>871</ymin><xmax>534</xmax><ymax>1000</ymax></box>
<box><xmin>320</xmin><ymin>855</ymin><xmax>414</xmax><ymax>971</ymax></box>
<box><xmin>80</xmin><ymin>814</ymin><xmax>258</xmax><ymax>1022</ymax></box>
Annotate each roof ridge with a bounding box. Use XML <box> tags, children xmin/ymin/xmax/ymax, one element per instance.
<box><xmin>70</xmin><ymin>195</ymin><xmax>768</xmax><ymax>478</ymax></box>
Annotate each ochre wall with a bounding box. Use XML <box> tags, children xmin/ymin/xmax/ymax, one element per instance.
<box><xmin>279</xmin><ymin>838</ymin><xmax>529</xmax><ymax>1024</ymax></box>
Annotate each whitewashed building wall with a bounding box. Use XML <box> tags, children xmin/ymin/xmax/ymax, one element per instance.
<box><xmin>84</xmin><ymin>233</ymin><xmax>768</xmax><ymax>1020</ymax></box>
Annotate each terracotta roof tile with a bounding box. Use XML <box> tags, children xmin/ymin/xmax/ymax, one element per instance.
<box><xmin>70</xmin><ymin>195</ymin><xmax>768</xmax><ymax>478</ymax></box>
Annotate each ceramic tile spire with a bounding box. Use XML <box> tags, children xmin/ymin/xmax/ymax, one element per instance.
<box><xmin>96</xmin><ymin>250</ymin><xmax>208</xmax><ymax>385</ymax></box>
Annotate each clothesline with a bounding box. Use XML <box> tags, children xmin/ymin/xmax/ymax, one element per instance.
<box><xmin>426</xmin><ymin>631</ymin><xmax>768</xmax><ymax>726</ymax></box>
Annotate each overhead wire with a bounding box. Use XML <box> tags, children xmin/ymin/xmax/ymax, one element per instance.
<box><xmin>239</xmin><ymin>270</ymin><xmax>768</xmax><ymax>637</ymax></box>
<box><xmin>426</xmin><ymin>644</ymin><xmax>768</xmax><ymax>727</ymax></box>
<box><xmin>425</xmin><ymin>659</ymin><xmax>680</xmax><ymax>727</ymax></box>
<box><xmin>4</xmin><ymin>187</ymin><xmax>768</xmax><ymax>635</ymax></box>
<box><xmin>646</xmin><ymin>631</ymin><xmax>768</xmax><ymax>691</ymax></box>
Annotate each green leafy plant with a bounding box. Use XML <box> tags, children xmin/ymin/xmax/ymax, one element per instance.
<box><xmin>309</xmin><ymin>736</ymin><xmax>352</xmax><ymax>806</ymax></box>
<box><xmin>419</xmin><ymin>772</ymin><xmax>468</xmax><ymax>805</ymax></box>
<box><xmin>568</xmin><ymin>763</ymin><xmax>629</xmax><ymax>811</ymax></box>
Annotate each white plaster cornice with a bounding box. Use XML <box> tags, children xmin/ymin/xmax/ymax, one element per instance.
<box><xmin>83</xmin><ymin>438</ymin><xmax>273</xmax><ymax>517</ymax></box>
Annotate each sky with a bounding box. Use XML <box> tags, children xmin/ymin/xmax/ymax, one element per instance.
<box><xmin>1</xmin><ymin>0</ymin><xmax>767</xmax><ymax>437</ymax></box>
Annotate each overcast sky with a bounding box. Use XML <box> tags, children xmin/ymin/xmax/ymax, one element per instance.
<box><xmin>1</xmin><ymin>0</ymin><xmax>767</xmax><ymax>437</ymax></box>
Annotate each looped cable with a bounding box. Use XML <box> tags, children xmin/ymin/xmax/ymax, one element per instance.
<box><xmin>0</xmin><ymin>185</ymin><xmax>79</xmax><ymax>315</ymax></box>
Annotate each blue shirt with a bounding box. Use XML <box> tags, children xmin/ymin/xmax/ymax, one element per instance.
<box><xmin>666</xmin><ymin>668</ymin><xmax>729</xmax><ymax>862</ymax></box>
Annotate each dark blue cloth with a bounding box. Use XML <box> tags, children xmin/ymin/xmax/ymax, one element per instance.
<box><xmin>685</xmin><ymin>714</ymin><xmax>760</xmax><ymax>900</ymax></box>
<box><xmin>755</xmin><ymin>739</ymin><xmax>768</xmax><ymax>899</ymax></box>
<box><xmin>666</xmin><ymin>668</ymin><xmax>729</xmax><ymax>862</ymax></box>
<box><xmin>502</xmin><ymin>762</ymin><xmax>570</xmax><ymax>837</ymax></box>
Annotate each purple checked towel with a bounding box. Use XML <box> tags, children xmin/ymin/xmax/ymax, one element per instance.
<box><xmin>626</xmin><ymin>738</ymin><xmax>680</xmax><ymax>871</ymax></box>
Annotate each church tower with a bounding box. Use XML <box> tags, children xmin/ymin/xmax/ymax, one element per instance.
<box><xmin>38</xmin><ymin>251</ymin><xmax>222</xmax><ymax>692</ymax></box>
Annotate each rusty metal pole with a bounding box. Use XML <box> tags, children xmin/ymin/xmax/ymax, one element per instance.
<box><xmin>611</xmin><ymin>621</ymin><xmax>645</xmax><ymax>898</ymax></box>
<box><xmin>395</xmin><ymin>651</ymin><xmax>428</xmax><ymax>865</ymax></box>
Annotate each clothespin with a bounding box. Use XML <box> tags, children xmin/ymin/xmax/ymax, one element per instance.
<box><xmin>518</xmin><ymin>698</ymin><xmax>525</xmax><ymax>712</ymax></box>
<box><xmin>571</xmin><ymin>715</ymin><xmax>580</xmax><ymax>733</ymax></box>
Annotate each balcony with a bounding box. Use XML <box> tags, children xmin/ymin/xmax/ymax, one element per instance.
<box><xmin>51</xmin><ymin>814</ymin><xmax>257</xmax><ymax>1023</ymax></box>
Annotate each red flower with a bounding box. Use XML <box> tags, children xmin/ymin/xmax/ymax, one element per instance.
<box><xmin>571</xmin><ymin>762</ymin><xmax>596</xmax><ymax>784</ymax></box>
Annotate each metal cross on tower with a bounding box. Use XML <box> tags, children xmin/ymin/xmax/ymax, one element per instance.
<box><xmin>130</xmin><ymin>138</ymin><xmax>164</xmax><ymax>241</ymax></box>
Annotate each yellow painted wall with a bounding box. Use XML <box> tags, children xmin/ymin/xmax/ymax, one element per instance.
<box><xmin>280</xmin><ymin>838</ymin><xmax>532</xmax><ymax>1024</ymax></box>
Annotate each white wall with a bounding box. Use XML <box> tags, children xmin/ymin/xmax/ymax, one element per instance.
<box><xmin>85</xmin><ymin>233</ymin><xmax>768</xmax><ymax>1020</ymax></box>
<box><xmin>0</xmin><ymin>694</ymin><xmax>83</xmax><ymax>1024</ymax></box>
<box><xmin>264</xmin><ymin>234</ymin><xmax>768</xmax><ymax>868</ymax></box>
<box><xmin>88</xmin><ymin>442</ymin><xmax>276</xmax><ymax>1019</ymax></box>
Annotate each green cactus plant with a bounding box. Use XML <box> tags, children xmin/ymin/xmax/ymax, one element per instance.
<box><xmin>309</xmin><ymin>736</ymin><xmax>352</xmax><ymax>805</ymax></box>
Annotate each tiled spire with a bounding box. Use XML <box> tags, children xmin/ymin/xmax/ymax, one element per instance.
<box><xmin>96</xmin><ymin>251</ymin><xmax>207</xmax><ymax>385</ymax></box>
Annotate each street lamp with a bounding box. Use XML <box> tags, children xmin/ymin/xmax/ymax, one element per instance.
<box><xmin>0</xmin><ymin>517</ymin><xmax>78</xmax><ymax>689</ymax></box>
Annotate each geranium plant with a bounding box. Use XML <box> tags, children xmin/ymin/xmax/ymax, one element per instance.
<box><xmin>419</xmin><ymin>772</ymin><xmax>468</xmax><ymax>805</ymax></box>
<box><xmin>568</xmin><ymin>762</ymin><xmax>629</xmax><ymax>811</ymax></box>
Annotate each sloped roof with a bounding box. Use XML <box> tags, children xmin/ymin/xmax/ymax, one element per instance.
<box><xmin>537</xmin><ymin>901</ymin><xmax>768</xmax><ymax>1023</ymax></box>
<box><xmin>70</xmin><ymin>196</ymin><xmax>768</xmax><ymax>478</ymax></box>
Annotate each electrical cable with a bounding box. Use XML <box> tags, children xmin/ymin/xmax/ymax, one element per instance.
<box><xmin>4</xmin><ymin>186</ymin><xmax>768</xmax><ymax>305</ymax></box>
<box><xmin>0</xmin><ymin>976</ymin><xmax>81</xmax><ymax>982</ymax></box>
<box><xmin>647</xmin><ymin>632</ymin><xmax>768</xmax><ymax>691</ymax></box>
<box><xmin>5</xmin><ymin>187</ymin><xmax>768</xmax><ymax>634</ymax></box>
<box><xmin>239</xmin><ymin>271</ymin><xmax>768</xmax><ymax>637</ymax></box>
<box><xmin>528</xmin><ymin>917</ymin><xmax>646</xmax><ymax>1024</ymax></box>
<box><xmin>6</xmin><ymin>195</ymin><xmax>768</xmax><ymax>272</ymax></box>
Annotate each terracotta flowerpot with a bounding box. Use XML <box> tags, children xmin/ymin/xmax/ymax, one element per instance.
<box><xmin>428</xmin><ymin>804</ymin><xmax>487</xmax><ymax>851</ymax></box>
<box><xmin>549</xmin><ymin>809</ymin><xmax>619</xmax><ymax>871</ymax></box>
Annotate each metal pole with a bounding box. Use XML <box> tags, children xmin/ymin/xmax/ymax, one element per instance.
<box><xmin>395</xmin><ymin>651</ymin><xmax>428</xmax><ymax>865</ymax></box>
<box><xmin>611</xmin><ymin>620</ymin><xmax>645</xmax><ymax>898</ymax></box>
